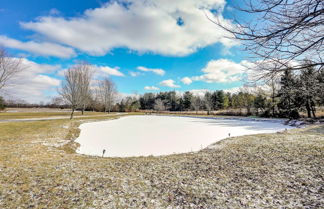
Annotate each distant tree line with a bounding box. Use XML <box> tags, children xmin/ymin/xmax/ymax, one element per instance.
<box><xmin>115</xmin><ymin>65</ymin><xmax>323</xmax><ymax>119</ymax></box>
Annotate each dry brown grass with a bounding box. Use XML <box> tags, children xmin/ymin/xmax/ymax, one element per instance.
<box><xmin>0</xmin><ymin>113</ymin><xmax>323</xmax><ymax>208</ymax></box>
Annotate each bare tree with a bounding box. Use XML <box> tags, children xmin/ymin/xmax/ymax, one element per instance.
<box><xmin>97</xmin><ymin>78</ymin><xmax>117</xmax><ymax>114</ymax></box>
<box><xmin>77</xmin><ymin>63</ymin><xmax>93</xmax><ymax>115</ymax></box>
<box><xmin>213</xmin><ymin>0</ymin><xmax>324</xmax><ymax>77</ymax></box>
<box><xmin>154</xmin><ymin>98</ymin><xmax>165</xmax><ymax>113</ymax></box>
<box><xmin>0</xmin><ymin>48</ymin><xmax>23</xmax><ymax>91</ymax></box>
<box><xmin>204</xmin><ymin>92</ymin><xmax>213</xmax><ymax>115</ymax></box>
<box><xmin>59</xmin><ymin>63</ymin><xmax>93</xmax><ymax>119</ymax></box>
<box><xmin>265</xmin><ymin>74</ymin><xmax>281</xmax><ymax>116</ymax></box>
<box><xmin>191</xmin><ymin>96</ymin><xmax>202</xmax><ymax>114</ymax></box>
<box><xmin>59</xmin><ymin>68</ymin><xmax>81</xmax><ymax>119</ymax></box>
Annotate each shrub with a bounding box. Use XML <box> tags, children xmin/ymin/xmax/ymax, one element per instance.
<box><xmin>0</xmin><ymin>96</ymin><xmax>5</xmax><ymax>111</ymax></box>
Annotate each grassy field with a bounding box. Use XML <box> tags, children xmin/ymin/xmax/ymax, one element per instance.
<box><xmin>0</xmin><ymin>110</ymin><xmax>110</xmax><ymax>120</ymax></box>
<box><xmin>0</xmin><ymin>112</ymin><xmax>323</xmax><ymax>208</ymax></box>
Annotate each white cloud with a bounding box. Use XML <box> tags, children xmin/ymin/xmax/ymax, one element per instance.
<box><xmin>33</xmin><ymin>74</ymin><xmax>60</xmax><ymax>86</ymax></box>
<box><xmin>96</xmin><ymin>66</ymin><xmax>125</xmax><ymax>77</ymax></box>
<box><xmin>224</xmin><ymin>84</ymin><xmax>271</xmax><ymax>94</ymax></box>
<box><xmin>57</xmin><ymin>65</ymin><xmax>125</xmax><ymax>78</ymax></box>
<box><xmin>192</xmin><ymin>59</ymin><xmax>248</xmax><ymax>83</ymax></box>
<box><xmin>144</xmin><ymin>86</ymin><xmax>160</xmax><ymax>91</ymax></box>
<box><xmin>0</xmin><ymin>35</ymin><xmax>76</xmax><ymax>58</ymax></box>
<box><xmin>129</xmin><ymin>71</ymin><xmax>142</xmax><ymax>77</ymax></box>
<box><xmin>181</xmin><ymin>77</ymin><xmax>192</xmax><ymax>85</ymax></box>
<box><xmin>21</xmin><ymin>0</ymin><xmax>238</xmax><ymax>56</ymax></box>
<box><xmin>190</xmin><ymin>89</ymin><xmax>210</xmax><ymax>97</ymax></box>
<box><xmin>160</xmin><ymin>79</ymin><xmax>180</xmax><ymax>88</ymax></box>
<box><xmin>137</xmin><ymin>66</ymin><xmax>165</xmax><ymax>76</ymax></box>
<box><xmin>1</xmin><ymin>58</ymin><xmax>61</xmax><ymax>103</ymax></box>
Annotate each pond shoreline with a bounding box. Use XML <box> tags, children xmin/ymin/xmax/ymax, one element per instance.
<box><xmin>75</xmin><ymin>115</ymin><xmax>294</xmax><ymax>158</ymax></box>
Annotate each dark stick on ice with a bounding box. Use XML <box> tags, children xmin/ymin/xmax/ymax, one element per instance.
<box><xmin>102</xmin><ymin>149</ymin><xmax>106</xmax><ymax>157</ymax></box>
<box><xmin>228</xmin><ymin>133</ymin><xmax>231</xmax><ymax>137</ymax></box>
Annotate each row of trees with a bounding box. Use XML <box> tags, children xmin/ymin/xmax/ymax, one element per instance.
<box><xmin>116</xmin><ymin>90</ymin><xmax>268</xmax><ymax>116</ymax></box>
<box><xmin>114</xmin><ymin>65</ymin><xmax>323</xmax><ymax>119</ymax></box>
<box><xmin>59</xmin><ymin>62</ymin><xmax>117</xmax><ymax>119</ymax></box>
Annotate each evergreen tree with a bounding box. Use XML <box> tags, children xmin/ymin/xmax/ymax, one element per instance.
<box><xmin>178</xmin><ymin>97</ymin><xmax>184</xmax><ymax>111</ymax></box>
<box><xmin>317</xmin><ymin>68</ymin><xmax>324</xmax><ymax>106</ymax></box>
<box><xmin>211</xmin><ymin>91</ymin><xmax>218</xmax><ymax>110</ymax></box>
<box><xmin>296</xmin><ymin>64</ymin><xmax>319</xmax><ymax>118</ymax></box>
<box><xmin>216</xmin><ymin>90</ymin><xmax>225</xmax><ymax>109</ymax></box>
<box><xmin>223</xmin><ymin>93</ymin><xmax>230</xmax><ymax>109</ymax></box>
<box><xmin>278</xmin><ymin>69</ymin><xmax>299</xmax><ymax>118</ymax></box>
<box><xmin>254</xmin><ymin>90</ymin><xmax>267</xmax><ymax>116</ymax></box>
<box><xmin>183</xmin><ymin>91</ymin><xmax>193</xmax><ymax>110</ymax></box>
<box><xmin>139</xmin><ymin>93</ymin><xmax>155</xmax><ymax>110</ymax></box>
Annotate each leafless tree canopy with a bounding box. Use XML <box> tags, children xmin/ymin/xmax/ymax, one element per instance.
<box><xmin>0</xmin><ymin>48</ymin><xmax>23</xmax><ymax>90</ymax></box>
<box><xmin>154</xmin><ymin>98</ymin><xmax>165</xmax><ymax>112</ymax></box>
<box><xmin>214</xmin><ymin>0</ymin><xmax>323</xmax><ymax>76</ymax></box>
<box><xmin>59</xmin><ymin>62</ymin><xmax>93</xmax><ymax>119</ymax></box>
<box><xmin>77</xmin><ymin>62</ymin><xmax>93</xmax><ymax>114</ymax></box>
<box><xmin>97</xmin><ymin>78</ymin><xmax>117</xmax><ymax>113</ymax></box>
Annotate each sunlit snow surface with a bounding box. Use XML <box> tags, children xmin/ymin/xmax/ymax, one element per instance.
<box><xmin>75</xmin><ymin>115</ymin><xmax>293</xmax><ymax>157</ymax></box>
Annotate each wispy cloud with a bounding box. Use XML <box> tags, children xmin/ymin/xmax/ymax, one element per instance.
<box><xmin>129</xmin><ymin>71</ymin><xmax>143</xmax><ymax>77</ymax></box>
<box><xmin>96</xmin><ymin>66</ymin><xmax>125</xmax><ymax>77</ymax></box>
<box><xmin>137</xmin><ymin>66</ymin><xmax>165</xmax><ymax>76</ymax></box>
<box><xmin>0</xmin><ymin>35</ymin><xmax>76</xmax><ymax>58</ymax></box>
<box><xmin>144</xmin><ymin>86</ymin><xmax>160</xmax><ymax>91</ymax></box>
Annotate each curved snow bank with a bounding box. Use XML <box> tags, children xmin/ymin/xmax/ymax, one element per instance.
<box><xmin>75</xmin><ymin>115</ymin><xmax>294</xmax><ymax>157</ymax></box>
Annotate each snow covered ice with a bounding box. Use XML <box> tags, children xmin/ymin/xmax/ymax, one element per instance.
<box><xmin>76</xmin><ymin>115</ymin><xmax>293</xmax><ymax>157</ymax></box>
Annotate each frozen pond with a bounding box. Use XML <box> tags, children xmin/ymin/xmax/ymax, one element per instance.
<box><xmin>75</xmin><ymin>115</ymin><xmax>293</xmax><ymax>157</ymax></box>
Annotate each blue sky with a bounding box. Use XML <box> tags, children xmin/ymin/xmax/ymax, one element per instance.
<box><xmin>0</xmin><ymin>0</ymin><xmax>251</xmax><ymax>103</ymax></box>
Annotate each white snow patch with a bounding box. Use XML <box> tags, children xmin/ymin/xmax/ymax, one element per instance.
<box><xmin>75</xmin><ymin>115</ymin><xmax>293</xmax><ymax>157</ymax></box>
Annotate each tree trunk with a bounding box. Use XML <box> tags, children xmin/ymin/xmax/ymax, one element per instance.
<box><xmin>305</xmin><ymin>99</ymin><xmax>311</xmax><ymax>118</ymax></box>
<box><xmin>271</xmin><ymin>80</ymin><xmax>276</xmax><ymax>117</ymax></box>
<box><xmin>311</xmin><ymin>100</ymin><xmax>316</xmax><ymax>118</ymax></box>
<box><xmin>81</xmin><ymin>105</ymin><xmax>84</xmax><ymax>115</ymax></box>
<box><xmin>247</xmin><ymin>106</ymin><xmax>251</xmax><ymax>116</ymax></box>
<box><xmin>311</xmin><ymin>107</ymin><xmax>316</xmax><ymax>118</ymax></box>
<box><xmin>70</xmin><ymin>107</ymin><xmax>75</xmax><ymax>120</ymax></box>
<box><xmin>272</xmin><ymin>94</ymin><xmax>275</xmax><ymax>116</ymax></box>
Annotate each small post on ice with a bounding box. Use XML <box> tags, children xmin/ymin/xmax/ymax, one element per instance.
<box><xmin>228</xmin><ymin>133</ymin><xmax>231</xmax><ymax>137</ymax></box>
<box><xmin>102</xmin><ymin>149</ymin><xmax>106</xmax><ymax>157</ymax></box>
